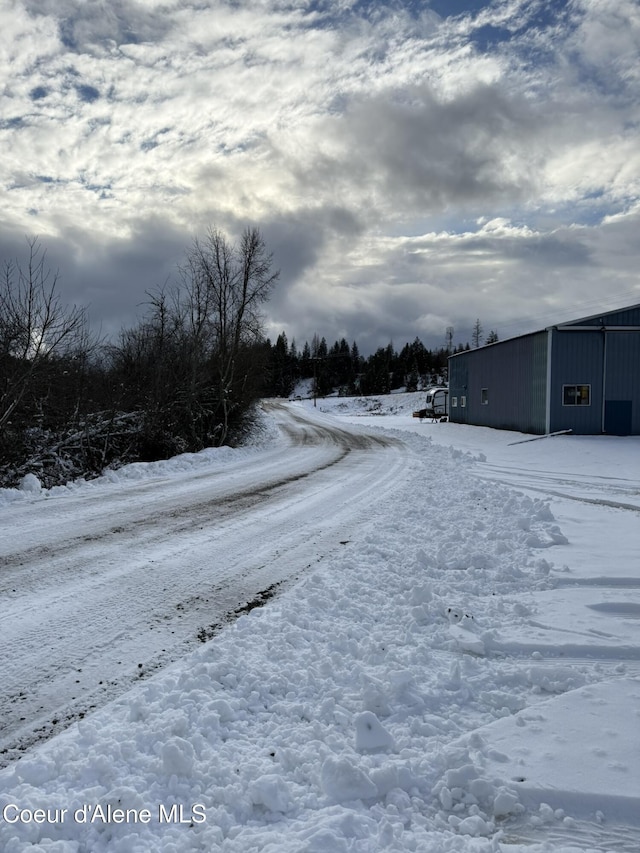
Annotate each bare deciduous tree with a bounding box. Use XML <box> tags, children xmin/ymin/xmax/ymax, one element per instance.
<box><xmin>180</xmin><ymin>226</ymin><xmax>279</xmax><ymax>444</ymax></box>
<box><xmin>0</xmin><ymin>228</ymin><xmax>279</xmax><ymax>485</ymax></box>
<box><xmin>472</xmin><ymin>318</ymin><xmax>484</xmax><ymax>348</ymax></box>
<box><xmin>0</xmin><ymin>238</ymin><xmax>88</xmax><ymax>431</ymax></box>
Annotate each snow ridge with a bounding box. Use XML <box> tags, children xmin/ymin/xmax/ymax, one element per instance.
<box><xmin>1</xmin><ymin>398</ymin><xmax>639</xmax><ymax>852</ymax></box>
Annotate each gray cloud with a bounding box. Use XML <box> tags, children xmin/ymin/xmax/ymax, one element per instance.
<box><xmin>311</xmin><ymin>81</ymin><xmax>540</xmax><ymax>216</ymax></box>
<box><xmin>459</xmin><ymin>229</ymin><xmax>593</xmax><ymax>269</ymax></box>
<box><xmin>1</xmin><ymin>0</ymin><xmax>639</xmax><ymax>355</ymax></box>
<box><xmin>22</xmin><ymin>0</ymin><xmax>174</xmax><ymax>51</ymax></box>
<box><xmin>0</xmin><ymin>219</ymin><xmax>189</xmax><ymax>338</ymax></box>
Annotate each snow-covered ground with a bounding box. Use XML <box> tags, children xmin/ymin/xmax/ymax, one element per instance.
<box><xmin>1</xmin><ymin>393</ymin><xmax>639</xmax><ymax>852</ymax></box>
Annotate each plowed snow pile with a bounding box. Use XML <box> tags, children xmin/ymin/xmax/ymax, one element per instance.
<box><xmin>1</xmin><ymin>393</ymin><xmax>638</xmax><ymax>852</ymax></box>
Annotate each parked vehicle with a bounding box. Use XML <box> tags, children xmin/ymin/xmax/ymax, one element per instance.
<box><xmin>413</xmin><ymin>387</ymin><xmax>449</xmax><ymax>421</ymax></box>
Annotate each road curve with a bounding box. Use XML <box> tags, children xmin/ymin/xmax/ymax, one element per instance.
<box><xmin>0</xmin><ymin>402</ymin><xmax>411</xmax><ymax>766</ymax></box>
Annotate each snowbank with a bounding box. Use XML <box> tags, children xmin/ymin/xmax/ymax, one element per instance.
<box><xmin>1</xmin><ymin>394</ymin><xmax>639</xmax><ymax>852</ymax></box>
<box><xmin>0</xmin><ymin>408</ymin><xmax>281</xmax><ymax>508</ymax></box>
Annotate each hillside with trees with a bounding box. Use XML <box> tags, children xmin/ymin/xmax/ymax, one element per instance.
<box><xmin>263</xmin><ymin>333</ymin><xmax>459</xmax><ymax>400</ymax></box>
<box><xmin>1</xmin><ymin>234</ymin><xmax>480</xmax><ymax>488</ymax></box>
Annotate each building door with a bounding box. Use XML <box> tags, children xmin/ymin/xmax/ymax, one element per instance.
<box><xmin>604</xmin><ymin>400</ymin><xmax>632</xmax><ymax>435</ymax></box>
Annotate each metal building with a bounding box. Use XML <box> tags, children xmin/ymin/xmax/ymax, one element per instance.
<box><xmin>448</xmin><ymin>303</ymin><xmax>640</xmax><ymax>435</ymax></box>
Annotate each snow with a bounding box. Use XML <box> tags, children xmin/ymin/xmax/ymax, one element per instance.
<box><xmin>1</xmin><ymin>392</ymin><xmax>639</xmax><ymax>852</ymax></box>
<box><xmin>353</xmin><ymin>712</ymin><xmax>396</xmax><ymax>753</ymax></box>
<box><xmin>455</xmin><ymin>677</ymin><xmax>640</xmax><ymax>822</ymax></box>
<box><xmin>18</xmin><ymin>473</ymin><xmax>42</xmax><ymax>495</ymax></box>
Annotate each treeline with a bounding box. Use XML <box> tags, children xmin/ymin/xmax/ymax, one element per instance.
<box><xmin>263</xmin><ymin>333</ymin><xmax>470</xmax><ymax>399</ymax></box>
<box><xmin>1</xmin><ymin>230</ymin><xmax>277</xmax><ymax>488</ymax></box>
<box><xmin>1</xmin><ymin>232</ymin><xmax>494</xmax><ymax>489</ymax></box>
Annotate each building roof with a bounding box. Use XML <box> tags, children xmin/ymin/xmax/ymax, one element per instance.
<box><xmin>553</xmin><ymin>302</ymin><xmax>640</xmax><ymax>329</ymax></box>
<box><xmin>449</xmin><ymin>301</ymin><xmax>640</xmax><ymax>358</ymax></box>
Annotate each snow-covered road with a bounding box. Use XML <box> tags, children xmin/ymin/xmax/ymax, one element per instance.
<box><xmin>1</xmin><ymin>393</ymin><xmax>638</xmax><ymax>853</ymax></box>
<box><xmin>0</xmin><ymin>403</ymin><xmax>408</xmax><ymax>766</ymax></box>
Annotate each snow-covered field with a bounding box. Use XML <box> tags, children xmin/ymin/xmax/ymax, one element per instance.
<box><xmin>1</xmin><ymin>392</ymin><xmax>639</xmax><ymax>852</ymax></box>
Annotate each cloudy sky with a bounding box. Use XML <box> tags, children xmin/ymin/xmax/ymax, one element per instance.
<box><xmin>1</xmin><ymin>0</ymin><xmax>639</xmax><ymax>353</ymax></box>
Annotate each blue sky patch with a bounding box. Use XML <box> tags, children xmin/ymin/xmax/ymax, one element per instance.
<box><xmin>76</xmin><ymin>84</ymin><xmax>100</xmax><ymax>103</ymax></box>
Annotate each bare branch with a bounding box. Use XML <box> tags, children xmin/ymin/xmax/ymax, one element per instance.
<box><xmin>0</xmin><ymin>237</ymin><xmax>88</xmax><ymax>430</ymax></box>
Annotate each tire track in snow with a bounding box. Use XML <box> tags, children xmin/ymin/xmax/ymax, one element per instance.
<box><xmin>0</xmin><ymin>404</ymin><xmax>410</xmax><ymax>766</ymax></box>
<box><xmin>474</xmin><ymin>465</ymin><xmax>640</xmax><ymax>512</ymax></box>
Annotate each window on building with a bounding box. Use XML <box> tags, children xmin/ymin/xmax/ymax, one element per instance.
<box><xmin>563</xmin><ymin>384</ymin><xmax>591</xmax><ymax>406</ymax></box>
<box><xmin>461</xmin><ymin>396</ymin><xmax>466</xmax><ymax>408</ymax></box>
<box><xmin>451</xmin><ymin>397</ymin><xmax>458</xmax><ymax>407</ymax></box>
<box><xmin>481</xmin><ymin>388</ymin><xmax>488</xmax><ymax>405</ymax></box>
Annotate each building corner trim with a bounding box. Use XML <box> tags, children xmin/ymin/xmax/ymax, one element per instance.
<box><xmin>545</xmin><ymin>328</ymin><xmax>552</xmax><ymax>434</ymax></box>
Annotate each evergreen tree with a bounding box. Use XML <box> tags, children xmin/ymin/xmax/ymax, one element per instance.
<box><xmin>269</xmin><ymin>331</ymin><xmax>296</xmax><ymax>397</ymax></box>
<box><xmin>300</xmin><ymin>341</ymin><xmax>312</xmax><ymax>378</ymax></box>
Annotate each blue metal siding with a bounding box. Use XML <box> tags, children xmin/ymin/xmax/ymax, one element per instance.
<box><xmin>449</xmin><ymin>332</ymin><xmax>547</xmax><ymax>433</ymax></box>
<box><xmin>448</xmin><ymin>303</ymin><xmax>640</xmax><ymax>435</ymax></box>
<box><xmin>449</xmin><ymin>358</ymin><xmax>469</xmax><ymax>424</ymax></box>
<box><xmin>549</xmin><ymin>330</ymin><xmax>604</xmax><ymax>434</ymax></box>
<box><xmin>603</xmin><ymin>331</ymin><xmax>640</xmax><ymax>434</ymax></box>
<box><xmin>549</xmin><ymin>328</ymin><xmax>640</xmax><ymax>434</ymax></box>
